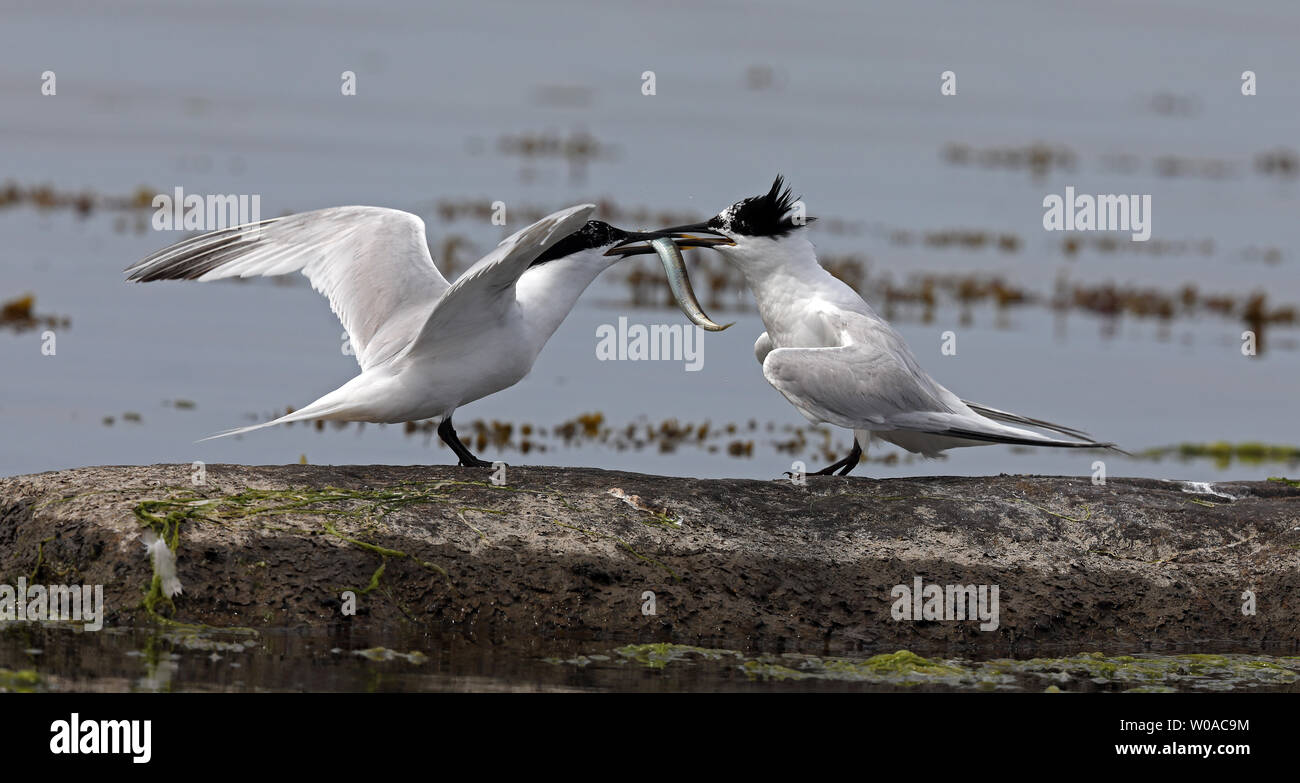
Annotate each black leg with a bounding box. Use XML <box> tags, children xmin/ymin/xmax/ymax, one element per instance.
<box><xmin>813</xmin><ymin>438</ymin><xmax>863</xmax><ymax>476</ymax></box>
<box><xmin>835</xmin><ymin>438</ymin><xmax>863</xmax><ymax>476</ymax></box>
<box><xmin>437</xmin><ymin>415</ymin><xmax>493</xmax><ymax>468</ymax></box>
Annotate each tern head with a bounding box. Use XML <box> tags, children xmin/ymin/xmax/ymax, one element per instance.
<box><xmin>656</xmin><ymin>175</ymin><xmax>815</xmax><ymax>267</ymax></box>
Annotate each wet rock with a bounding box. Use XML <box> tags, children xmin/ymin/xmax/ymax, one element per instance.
<box><xmin>0</xmin><ymin>465</ymin><xmax>1297</xmax><ymax>653</ymax></box>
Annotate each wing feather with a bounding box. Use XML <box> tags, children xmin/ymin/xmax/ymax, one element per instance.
<box><xmin>125</xmin><ymin>206</ymin><xmax>448</xmax><ymax>370</ymax></box>
<box><xmin>403</xmin><ymin>204</ymin><xmax>595</xmax><ymax>357</ymax></box>
<box><xmin>762</xmin><ymin>324</ymin><xmax>1113</xmax><ymax>450</ymax></box>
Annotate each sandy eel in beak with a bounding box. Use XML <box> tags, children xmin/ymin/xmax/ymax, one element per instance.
<box><xmin>645</xmin><ymin>236</ymin><xmax>732</xmax><ymax>331</ymax></box>
<box><xmin>605</xmin><ymin>227</ymin><xmax>734</xmax><ymax>331</ymax></box>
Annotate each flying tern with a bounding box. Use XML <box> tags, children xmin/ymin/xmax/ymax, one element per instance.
<box><xmin>657</xmin><ymin>176</ymin><xmax>1117</xmax><ymax>476</ymax></box>
<box><xmin>125</xmin><ymin>204</ymin><xmax>726</xmax><ymax>466</ymax></box>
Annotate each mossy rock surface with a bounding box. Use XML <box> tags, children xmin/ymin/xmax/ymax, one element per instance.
<box><xmin>1</xmin><ymin>465</ymin><xmax>1298</xmax><ymax>652</ymax></box>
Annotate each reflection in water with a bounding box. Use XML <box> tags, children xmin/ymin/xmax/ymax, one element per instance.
<box><xmin>3</xmin><ymin>623</ymin><xmax>1297</xmax><ymax>693</ymax></box>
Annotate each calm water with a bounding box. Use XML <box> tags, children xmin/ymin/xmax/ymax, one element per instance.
<box><xmin>5</xmin><ymin>623</ymin><xmax>1298</xmax><ymax>693</ymax></box>
<box><xmin>2</xmin><ymin>0</ymin><xmax>1298</xmax><ymax>483</ymax></box>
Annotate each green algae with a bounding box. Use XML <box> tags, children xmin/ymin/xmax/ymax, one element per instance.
<box><xmin>740</xmin><ymin>650</ymin><xmax>975</xmax><ymax>686</ymax></box>
<box><xmin>984</xmin><ymin>652</ymin><xmax>1300</xmax><ymax>689</ymax></box>
<box><xmin>121</xmin><ymin>475</ymin><xmax>697</xmax><ymax>628</ymax></box>
<box><xmin>603</xmin><ymin>644</ymin><xmax>974</xmax><ymax>685</ymax></box>
<box><xmin>353</xmin><ymin>647</ymin><xmax>428</xmax><ymax>664</ymax></box>
<box><xmin>106</xmin><ymin>474</ymin><xmax>694</xmax><ymax>630</ymax></box>
<box><xmin>123</xmin><ymin>476</ymin><xmax>682</xmax><ymax>620</ymax></box>
<box><xmin>127</xmin><ymin>480</ymin><xmax>500</xmax><ymax>624</ymax></box>
<box><xmin>553</xmin><ymin>645</ymin><xmax>1300</xmax><ymax>691</ymax></box>
<box><xmin>614</xmin><ymin>643</ymin><xmax>737</xmax><ymax>668</ymax></box>
<box><xmin>321</xmin><ymin>519</ymin><xmax>450</xmax><ymax>597</ymax></box>
<box><xmin>28</xmin><ymin>535</ymin><xmax>55</xmax><ymax>581</ymax></box>
<box><xmin>841</xmin><ymin>650</ymin><xmax>966</xmax><ymax>676</ymax></box>
<box><xmin>0</xmin><ymin>667</ymin><xmax>41</xmax><ymax>693</ymax></box>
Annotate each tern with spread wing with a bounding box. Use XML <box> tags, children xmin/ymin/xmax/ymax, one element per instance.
<box><xmin>657</xmin><ymin>176</ymin><xmax>1118</xmax><ymax>476</ymax></box>
<box><xmin>125</xmin><ymin>204</ymin><xmax>725</xmax><ymax>466</ymax></box>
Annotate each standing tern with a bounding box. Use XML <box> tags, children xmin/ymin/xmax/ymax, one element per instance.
<box><xmin>655</xmin><ymin>176</ymin><xmax>1117</xmax><ymax>476</ymax></box>
<box><xmin>125</xmin><ymin>204</ymin><xmax>723</xmax><ymax>466</ymax></box>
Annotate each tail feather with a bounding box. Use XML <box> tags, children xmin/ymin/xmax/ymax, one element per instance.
<box><xmin>197</xmin><ymin>402</ymin><xmax>347</xmax><ymax>442</ymax></box>
<box><xmin>938</xmin><ymin>426</ymin><xmax>1124</xmax><ymax>453</ymax></box>
<box><xmin>883</xmin><ymin>408</ymin><xmax>1127</xmax><ymax>457</ymax></box>
<box><xmin>963</xmin><ymin>400</ymin><xmax>1093</xmax><ymax>440</ymax></box>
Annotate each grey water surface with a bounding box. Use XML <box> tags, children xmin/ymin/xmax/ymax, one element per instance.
<box><xmin>2</xmin><ymin>0</ymin><xmax>1297</xmax><ymax>482</ymax></box>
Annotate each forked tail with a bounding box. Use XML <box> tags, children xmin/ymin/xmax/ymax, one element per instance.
<box><xmin>197</xmin><ymin>400</ymin><xmax>349</xmax><ymax>442</ymax></box>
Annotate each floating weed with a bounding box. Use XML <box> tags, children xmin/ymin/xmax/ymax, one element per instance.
<box><xmin>607</xmin><ymin>645</ymin><xmax>970</xmax><ymax>685</ymax></box>
<box><xmin>160</xmin><ymin>629</ymin><xmax>256</xmax><ymax>653</ymax></box>
<box><xmin>613</xmin><ymin>643</ymin><xmax>740</xmax><ymax>669</ymax></box>
<box><xmin>555</xmin><ymin>646</ymin><xmax>1300</xmax><ymax>691</ymax></box>
<box><xmin>0</xmin><ymin>293</ymin><xmax>69</xmax><ymax>333</ymax></box>
<box><xmin>743</xmin><ymin>650</ymin><xmax>973</xmax><ymax>686</ymax></box>
<box><xmin>541</xmin><ymin>654</ymin><xmax>612</xmax><ymax>667</ymax></box>
<box><xmin>841</xmin><ymin>650</ymin><xmax>965</xmax><ymax>677</ymax></box>
<box><xmin>987</xmin><ymin>652</ymin><xmax>1300</xmax><ymax>690</ymax></box>
<box><xmin>1139</xmin><ymin>443</ymin><xmax>1300</xmax><ymax>468</ymax></box>
<box><xmin>353</xmin><ymin>647</ymin><xmax>428</xmax><ymax>664</ymax></box>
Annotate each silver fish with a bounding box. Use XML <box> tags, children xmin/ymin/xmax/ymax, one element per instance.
<box><xmin>648</xmin><ymin>236</ymin><xmax>732</xmax><ymax>332</ymax></box>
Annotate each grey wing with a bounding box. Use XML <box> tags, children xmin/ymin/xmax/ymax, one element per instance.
<box><xmin>125</xmin><ymin>206</ymin><xmax>449</xmax><ymax>371</ymax></box>
<box><xmin>405</xmin><ymin>203</ymin><xmax>595</xmax><ymax>354</ymax></box>
<box><xmin>762</xmin><ymin>343</ymin><xmax>957</xmax><ymax>429</ymax></box>
<box><xmin>763</xmin><ymin>343</ymin><xmax>1114</xmax><ymax>450</ymax></box>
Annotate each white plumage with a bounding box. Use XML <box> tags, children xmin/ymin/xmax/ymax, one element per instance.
<box><xmin>126</xmin><ymin>204</ymin><xmax>625</xmax><ymax>465</ymax></box>
<box><xmin>670</xmin><ymin>177</ymin><xmax>1114</xmax><ymax>475</ymax></box>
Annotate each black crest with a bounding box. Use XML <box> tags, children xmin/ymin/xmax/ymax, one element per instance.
<box><xmin>529</xmin><ymin>220</ymin><xmax>626</xmax><ymax>267</ymax></box>
<box><xmin>710</xmin><ymin>175</ymin><xmax>811</xmax><ymax>237</ymax></box>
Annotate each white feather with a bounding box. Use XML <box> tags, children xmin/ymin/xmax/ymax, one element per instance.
<box><xmin>141</xmin><ymin>529</ymin><xmax>183</xmax><ymax>598</ymax></box>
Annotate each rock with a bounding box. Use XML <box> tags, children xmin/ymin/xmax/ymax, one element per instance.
<box><xmin>1</xmin><ymin>464</ymin><xmax>1297</xmax><ymax>651</ymax></box>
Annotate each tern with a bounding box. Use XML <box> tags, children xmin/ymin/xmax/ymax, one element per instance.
<box><xmin>658</xmin><ymin>176</ymin><xmax>1117</xmax><ymax>476</ymax></box>
<box><xmin>125</xmin><ymin>204</ymin><xmax>724</xmax><ymax>466</ymax></box>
